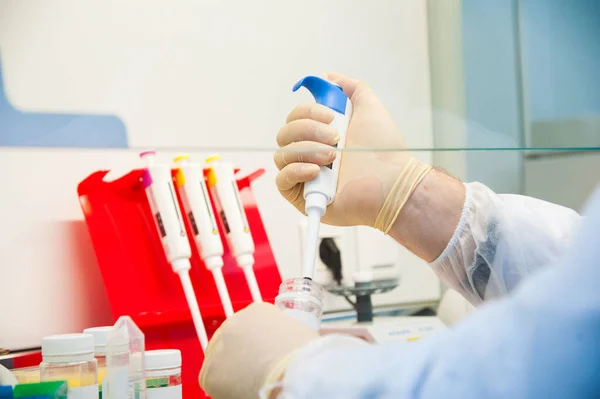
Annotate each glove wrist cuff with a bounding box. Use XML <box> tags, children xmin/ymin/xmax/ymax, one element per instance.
<box><xmin>374</xmin><ymin>157</ymin><xmax>432</xmax><ymax>233</ymax></box>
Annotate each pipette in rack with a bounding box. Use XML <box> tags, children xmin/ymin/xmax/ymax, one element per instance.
<box><xmin>139</xmin><ymin>150</ymin><xmax>209</xmax><ymax>351</ymax></box>
<box><xmin>174</xmin><ymin>154</ymin><xmax>234</xmax><ymax>318</ymax></box>
<box><xmin>205</xmin><ymin>155</ymin><xmax>262</xmax><ymax>303</ymax></box>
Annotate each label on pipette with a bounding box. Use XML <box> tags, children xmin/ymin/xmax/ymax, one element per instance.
<box><xmin>167</xmin><ymin>183</ymin><xmax>186</xmax><ymax>237</ymax></box>
<box><xmin>231</xmin><ymin>181</ymin><xmax>250</xmax><ymax>233</ymax></box>
<box><xmin>220</xmin><ymin>210</ymin><xmax>231</xmax><ymax>234</ymax></box>
<box><xmin>188</xmin><ymin>212</ymin><xmax>200</xmax><ymax>236</ymax></box>
<box><xmin>155</xmin><ymin>213</ymin><xmax>167</xmax><ymax>238</ymax></box>
<box><xmin>200</xmin><ymin>181</ymin><xmax>219</xmax><ymax>235</ymax></box>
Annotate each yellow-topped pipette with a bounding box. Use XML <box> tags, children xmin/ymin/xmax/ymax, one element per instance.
<box><xmin>206</xmin><ymin>155</ymin><xmax>262</xmax><ymax>302</ymax></box>
<box><xmin>174</xmin><ymin>155</ymin><xmax>234</xmax><ymax>317</ymax></box>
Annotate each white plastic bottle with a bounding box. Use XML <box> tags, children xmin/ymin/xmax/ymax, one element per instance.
<box><xmin>40</xmin><ymin>333</ymin><xmax>98</xmax><ymax>399</ymax></box>
<box><xmin>144</xmin><ymin>350</ymin><xmax>182</xmax><ymax>399</ymax></box>
<box><xmin>83</xmin><ymin>326</ymin><xmax>111</xmax><ymax>398</ymax></box>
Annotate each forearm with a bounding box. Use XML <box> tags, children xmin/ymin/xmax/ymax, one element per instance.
<box><xmin>388</xmin><ymin>169</ymin><xmax>465</xmax><ymax>263</ymax></box>
<box><xmin>388</xmin><ymin>168</ymin><xmax>582</xmax><ymax>305</ymax></box>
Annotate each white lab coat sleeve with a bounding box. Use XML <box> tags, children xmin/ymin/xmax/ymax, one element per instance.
<box><xmin>430</xmin><ymin>182</ymin><xmax>580</xmax><ymax>305</ymax></box>
<box><xmin>274</xmin><ymin>186</ymin><xmax>600</xmax><ymax>399</ymax></box>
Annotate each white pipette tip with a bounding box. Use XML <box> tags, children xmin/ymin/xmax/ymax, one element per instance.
<box><xmin>302</xmin><ymin>207</ymin><xmax>323</xmax><ymax>279</ymax></box>
<box><xmin>211</xmin><ymin>268</ymin><xmax>234</xmax><ymax>317</ymax></box>
<box><xmin>242</xmin><ymin>264</ymin><xmax>263</xmax><ymax>303</ymax></box>
<box><xmin>177</xmin><ymin>268</ymin><xmax>209</xmax><ymax>351</ymax></box>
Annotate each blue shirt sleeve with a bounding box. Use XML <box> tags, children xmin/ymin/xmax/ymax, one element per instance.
<box><xmin>283</xmin><ymin>187</ymin><xmax>600</xmax><ymax>398</ymax></box>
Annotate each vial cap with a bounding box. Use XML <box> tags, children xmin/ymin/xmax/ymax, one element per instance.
<box><xmin>42</xmin><ymin>333</ymin><xmax>94</xmax><ymax>357</ymax></box>
<box><xmin>83</xmin><ymin>326</ymin><xmax>112</xmax><ymax>354</ymax></box>
<box><xmin>145</xmin><ymin>350</ymin><xmax>182</xmax><ymax>371</ymax></box>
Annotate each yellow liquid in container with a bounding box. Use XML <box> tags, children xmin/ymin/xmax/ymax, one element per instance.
<box><xmin>40</xmin><ymin>333</ymin><xmax>98</xmax><ymax>399</ymax></box>
<box><xmin>12</xmin><ymin>366</ymin><xmax>41</xmax><ymax>384</ymax></box>
<box><xmin>98</xmin><ymin>365</ymin><xmax>106</xmax><ymax>385</ymax></box>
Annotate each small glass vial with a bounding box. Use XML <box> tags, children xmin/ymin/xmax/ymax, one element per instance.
<box><xmin>40</xmin><ymin>333</ymin><xmax>98</xmax><ymax>399</ymax></box>
<box><xmin>83</xmin><ymin>326</ymin><xmax>111</xmax><ymax>398</ymax></box>
<box><xmin>275</xmin><ymin>277</ymin><xmax>325</xmax><ymax>331</ymax></box>
<box><xmin>144</xmin><ymin>350</ymin><xmax>182</xmax><ymax>399</ymax></box>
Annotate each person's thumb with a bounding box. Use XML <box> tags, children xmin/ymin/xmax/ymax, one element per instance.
<box><xmin>324</xmin><ymin>72</ymin><xmax>360</xmax><ymax>97</ymax></box>
<box><xmin>325</xmin><ymin>72</ymin><xmax>371</xmax><ymax>104</ymax></box>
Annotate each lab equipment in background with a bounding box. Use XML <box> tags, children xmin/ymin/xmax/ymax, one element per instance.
<box><xmin>104</xmin><ymin>316</ymin><xmax>146</xmax><ymax>399</ymax></box>
<box><xmin>78</xmin><ymin>161</ymin><xmax>281</xmax><ymax>399</ymax></box>
<box><xmin>143</xmin><ymin>350</ymin><xmax>182</xmax><ymax>399</ymax></box>
<box><xmin>320</xmin><ymin>316</ymin><xmax>446</xmax><ymax>344</ymax></box>
<box><xmin>39</xmin><ymin>334</ymin><xmax>97</xmax><ymax>399</ymax></box>
<box><xmin>274</xmin><ymin>278</ymin><xmax>324</xmax><ymax>331</ymax></box>
<box><xmin>326</xmin><ymin>272</ymin><xmax>399</xmax><ymax>323</ymax></box>
<box><xmin>82</xmin><ymin>326</ymin><xmax>110</xmax><ymax>396</ymax></box>
<box><xmin>140</xmin><ymin>150</ymin><xmax>209</xmax><ymax>351</ymax></box>
<box><xmin>319</xmin><ymin>237</ymin><xmax>399</xmax><ymax>323</ymax></box>
<box><xmin>205</xmin><ymin>155</ymin><xmax>262</xmax><ymax>303</ymax></box>
<box><xmin>174</xmin><ymin>155</ymin><xmax>234</xmax><ymax>317</ymax></box>
<box><xmin>12</xmin><ymin>381</ymin><xmax>68</xmax><ymax>399</ymax></box>
<box><xmin>436</xmin><ymin>289</ymin><xmax>476</xmax><ymax>326</ymax></box>
<box><xmin>293</xmin><ymin>76</ymin><xmax>353</xmax><ymax>280</ymax></box>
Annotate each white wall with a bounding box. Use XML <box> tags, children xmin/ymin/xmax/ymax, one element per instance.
<box><xmin>0</xmin><ymin>0</ymin><xmax>440</xmax><ymax>350</ymax></box>
<box><xmin>525</xmin><ymin>151</ymin><xmax>600</xmax><ymax>212</ymax></box>
<box><xmin>519</xmin><ymin>1</ymin><xmax>600</xmax><ymax>210</ymax></box>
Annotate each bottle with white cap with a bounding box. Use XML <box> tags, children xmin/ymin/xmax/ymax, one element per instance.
<box><xmin>40</xmin><ymin>333</ymin><xmax>98</xmax><ymax>399</ymax></box>
<box><xmin>83</xmin><ymin>326</ymin><xmax>111</xmax><ymax>398</ymax></box>
<box><xmin>142</xmin><ymin>350</ymin><xmax>182</xmax><ymax>399</ymax></box>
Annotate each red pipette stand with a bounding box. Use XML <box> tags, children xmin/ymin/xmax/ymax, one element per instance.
<box><xmin>77</xmin><ymin>166</ymin><xmax>282</xmax><ymax>399</ymax></box>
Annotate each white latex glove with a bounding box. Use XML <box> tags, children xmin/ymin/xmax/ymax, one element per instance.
<box><xmin>274</xmin><ymin>73</ymin><xmax>430</xmax><ymax>231</ymax></box>
<box><xmin>199</xmin><ymin>302</ymin><xmax>319</xmax><ymax>399</ymax></box>
<box><xmin>0</xmin><ymin>364</ymin><xmax>18</xmax><ymax>387</ymax></box>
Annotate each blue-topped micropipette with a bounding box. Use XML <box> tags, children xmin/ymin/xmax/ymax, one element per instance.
<box><xmin>293</xmin><ymin>76</ymin><xmax>353</xmax><ymax>280</ymax></box>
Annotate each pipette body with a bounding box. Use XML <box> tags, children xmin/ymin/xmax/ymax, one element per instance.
<box><xmin>293</xmin><ymin>76</ymin><xmax>353</xmax><ymax>279</ymax></box>
<box><xmin>140</xmin><ymin>150</ymin><xmax>209</xmax><ymax>351</ymax></box>
<box><xmin>174</xmin><ymin>155</ymin><xmax>234</xmax><ymax>317</ymax></box>
<box><xmin>206</xmin><ymin>155</ymin><xmax>263</xmax><ymax>302</ymax></box>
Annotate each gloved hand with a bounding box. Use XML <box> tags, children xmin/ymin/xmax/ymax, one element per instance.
<box><xmin>199</xmin><ymin>302</ymin><xmax>319</xmax><ymax>399</ymax></box>
<box><xmin>274</xmin><ymin>73</ymin><xmax>431</xmax><ymax>232</ymax></box>
<box><xmin>0</xmin><ymin>364</ymin><xmax>18</xmax><ymax>387</ymax></box>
